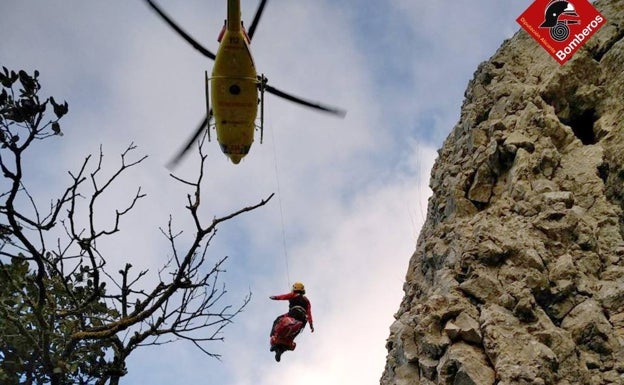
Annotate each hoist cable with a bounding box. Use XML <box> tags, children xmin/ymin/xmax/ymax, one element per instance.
<box><xmin>267</xmin><ymin>113</ymin><xmax>291</xmax><ymax>286</ymax></box>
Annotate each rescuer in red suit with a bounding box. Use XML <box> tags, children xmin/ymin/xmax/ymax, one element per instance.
<box><xmin>269</xmin><ymin>282</ymin><xmax>314</xmax><ymax>361</ymax></box>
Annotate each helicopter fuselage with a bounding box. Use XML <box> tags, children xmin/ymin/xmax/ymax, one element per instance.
<box><xmin>210</xmin><ymin>0</ymin><xmax>259</xmax><ymax>164</ymax></box>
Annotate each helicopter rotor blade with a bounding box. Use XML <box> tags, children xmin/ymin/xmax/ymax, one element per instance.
<box><xmin>167</xmin><ymin>114</ymin><xmax>210</xmax><ymax>169</ymax></box>
<box><xmin>264</xmin><ymin>84</ymin><xmax>346</xmax><ymax>117</ymax></box>
<box><xmin>247</xmin><ymin>0</ymin><xmax>268</xmax><ymax>41</ymax></box>
<box><xmin>144</xmin><ymin>0</ymin><xmax>216</xmax><ymax>60</ymax></box>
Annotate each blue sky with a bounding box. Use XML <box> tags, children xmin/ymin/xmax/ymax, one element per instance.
<box><xmin>1</xmin><ymin>1</ymin><xmax>529</xmax><ymax>384</ymax></box>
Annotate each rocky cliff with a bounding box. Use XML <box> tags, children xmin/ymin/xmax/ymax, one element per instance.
<box><xmin>381</xmin><ymin>1</ymin><xmax>624</xmax><ymax>384</ymax></box>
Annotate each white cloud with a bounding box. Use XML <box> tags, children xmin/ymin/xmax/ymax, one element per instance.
<box><xmin>219</xmin><ymin>141</ymin><xmax>436</xmax><ymax>385</ymax></box>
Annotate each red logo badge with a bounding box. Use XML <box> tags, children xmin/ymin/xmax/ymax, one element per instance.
<box><xmin>517</xmin><ymin>0</ymin><xmax>606</xmax><ymax>64</ymax></box>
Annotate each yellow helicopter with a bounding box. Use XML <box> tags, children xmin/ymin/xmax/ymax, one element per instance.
<box><xmin>145</xmin><ymin>0</ymin><xmax>346</xmax><ymax>165</ymax></box>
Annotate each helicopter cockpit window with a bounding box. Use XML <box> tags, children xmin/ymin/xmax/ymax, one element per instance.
<box><xmin>221</xmin><ymin>144</ymin><xmax>251</xmax><ymax>155</ymax></box>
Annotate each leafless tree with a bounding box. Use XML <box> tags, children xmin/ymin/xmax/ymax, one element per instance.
<box><xmin>0</xmin><ymin>68</ymin><xmax>272</xmax><ymax>385</ymax></box>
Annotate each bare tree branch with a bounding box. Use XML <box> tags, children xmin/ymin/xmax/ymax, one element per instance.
<box><xmin>1</xmin><ymin>69</ymin><xmax>273</xmax><ymax>385</ymax></box>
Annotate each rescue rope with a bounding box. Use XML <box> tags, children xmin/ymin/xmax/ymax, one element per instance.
<box><xmin>268</xmin><ymin>115</ymin><xmax>291</xmax><ymax>286</ymax></box>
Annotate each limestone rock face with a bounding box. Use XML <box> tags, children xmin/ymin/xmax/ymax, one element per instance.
<box><xmin>381</xmin><ymin>1</ymin><xmax>624</xmax><ymax>384</ymax></box>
